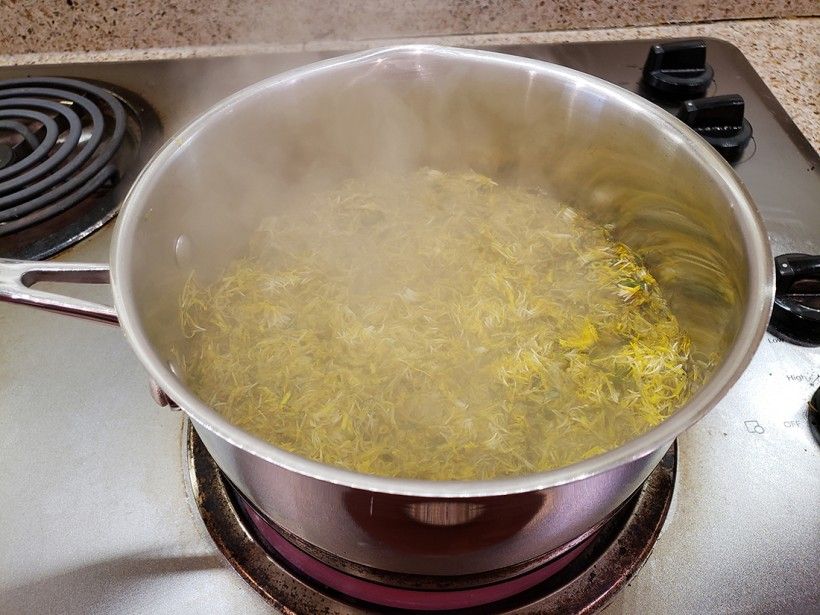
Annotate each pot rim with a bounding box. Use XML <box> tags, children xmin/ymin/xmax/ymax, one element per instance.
<box><xmin>111</xmin><ymin>44</ymin><xmax>774</xmax><ymax>497</ymax></box>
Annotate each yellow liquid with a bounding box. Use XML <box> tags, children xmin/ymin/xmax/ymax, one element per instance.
<box><xmin>176</xmin><ymin>170</ymin><xmax>705</xmax><ymax>480</ymax></box>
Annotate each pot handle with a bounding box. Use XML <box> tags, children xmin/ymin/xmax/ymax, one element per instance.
<box><xmin>0</xmin><ymin>258</ymin><xmax>118</xmax><ymax>326</ymax></box>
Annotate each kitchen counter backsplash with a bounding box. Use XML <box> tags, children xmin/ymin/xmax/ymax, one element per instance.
<box><xmin>1</xmin><ymin>0</ymin><xmax>817</xmax><ymax>54</ymax></box>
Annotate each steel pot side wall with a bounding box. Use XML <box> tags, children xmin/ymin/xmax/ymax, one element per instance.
<box><xmin>195</xmin><ymin>421</ymin><xmax>667</xmax><ymax>575</ymax></box>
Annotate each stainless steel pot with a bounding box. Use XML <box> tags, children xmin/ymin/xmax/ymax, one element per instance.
<box><xmin>0</xmin><ymin>46</ymin><xmax>773</xmax><ymax>580</ymax></box>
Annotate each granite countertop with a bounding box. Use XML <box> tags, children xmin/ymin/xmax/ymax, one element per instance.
<box><xmin>1</xmin><ymin>17</ymin><xmax>817</xmax><ymax>150</ymax></box>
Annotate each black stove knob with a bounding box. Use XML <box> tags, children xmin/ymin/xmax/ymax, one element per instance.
<box><xmin>642</xmin><ymin>40</ymin><xmax>714</xmax><ymax>98</ymax></box>
<box><xmin>677</xmin><ymin>95</ymin><xmax>753</xmax><ymax>161</ymax></box>
<box><xmin>768</xmin><ymin>253</ymin><xmax>820</xmax><ymax>346</ymax></box>
<box><xmin>810</xmin><ymin>386</ymin><xmax>820</xmax><ymax>446</ymax></box>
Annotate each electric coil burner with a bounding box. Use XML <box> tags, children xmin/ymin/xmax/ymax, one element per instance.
<box><xmin>0</xmin><ymin>77</ymin><xmax>160</xmax><ymax>259</ymax></box>
<box><xmin>189</xmin><ymin>426</ymin><xmax>675</xmax><ymax>614</ymax></box>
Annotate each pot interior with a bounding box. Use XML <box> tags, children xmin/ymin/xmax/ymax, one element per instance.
<box><xmin>117</xmin><ymin>46</ymin><xmax>760</xmax><ymax>474</ymax></box>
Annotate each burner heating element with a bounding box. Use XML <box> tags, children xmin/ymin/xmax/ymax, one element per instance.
<box><xmin>0</xmin><ymin>77</ymin><xmax>159</xmax><ymax>259</ymax></box>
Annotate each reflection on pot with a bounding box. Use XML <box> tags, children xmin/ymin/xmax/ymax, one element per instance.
<box><xmin>344</xmin><ymin>490</ymin><xmax>546</xmax><ymax>555</ymax></box>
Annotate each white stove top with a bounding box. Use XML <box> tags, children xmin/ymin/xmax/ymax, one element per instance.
<box><xmin>1</xmin><ymin>39</ymin><xmax>818</xmax><ymax>614</ymax></box>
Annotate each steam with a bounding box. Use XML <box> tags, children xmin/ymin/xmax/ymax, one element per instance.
<box><xmin>129</xmin><ymin>47</ymin><xmax>741</xmax><ymax>408</ymax></box>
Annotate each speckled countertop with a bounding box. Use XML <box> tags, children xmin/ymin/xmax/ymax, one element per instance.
<box><xmin>2</xmin><ymin>1</ymin><xmax>817</xmax><ymax>54</ymax></box>
<box><xmin>1</xmin><ymin>17</ymin><xmax>817</xmax><ymax>150</ymax></box>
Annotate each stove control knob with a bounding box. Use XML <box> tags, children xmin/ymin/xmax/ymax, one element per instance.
<box><xmin>677</xmin><ymin>95</ymin><xmax>753</xmax><ymax>161</ymax></box>
<box><xmin>768</xmin><ymin>253</ymin><xmax>820</xmax><ymax>346</ymax></box>
<box><xmin>642</xmin><ymin>40</ymin><xmax>714</xmax><ymax>98</ymax></box>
